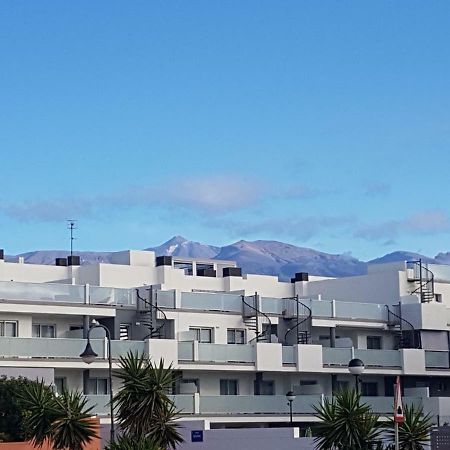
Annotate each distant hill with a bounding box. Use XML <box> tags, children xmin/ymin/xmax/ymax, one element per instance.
<box><xmin>4</xmin><ymin>236</ymin><xmax>448</xmax><ymax>281</ymax></box>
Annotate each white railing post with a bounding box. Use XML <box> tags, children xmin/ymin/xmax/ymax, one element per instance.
<box><xmin>194</xmin><ymin>392</ymin><xmax>200</xmax><ymax>414</ymax></box>
<box><xmin>332</xmin><ymin>299</ymin><xmax>336</xmax><ymax>318</ymax></box>
<box><xmin>193</xmin><ymin>341</ymin><xmax>199</xmax><ymax>362</ymax></box>
<box><xmin>85</xmin><ymin>284</ymin><xmax>90</xmax><ymax>305</ymax></box>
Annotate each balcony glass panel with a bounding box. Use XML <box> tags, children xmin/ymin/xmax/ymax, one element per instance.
<box><xmin>85</xmin><ymin>395</ymin><xmax>110</xmax><ymax>415</ymax></box>
<box><xmin>197</xmin><ymin>343</ymin><xmax>254</xmax><ymax>363</ymax></box>
<box><xmin>322</xmin><ymin>347</ymin><xmax>353</xmax><ymax>366</ymax></box>
<box><xmin>260</xmin><ymin>297</ymin><xmax>284</xmax><ymax>314</ymax></box>
<box><xmin>0</xmin><ymin>337</ymin><xmax>145</xmax><ymax>359</ymax></box>
<box><xmin>335</xmin><ymin>302</ymin><xmax>387</xmax><ymax>321</ymax></box>
<box><xmin>0</xmin><ymin>337</ymin><xmax>104</xmax><ymax>359</ymax></box>
<box><xmin>428</xmin><ymin>264</ymin><xmax>450</xmax><ymax>283</ymax></box>
<box><xmin>425</xmin><ymin>351</ymin><xmax>449</xmax><ymax>368</ymax></box>
<box><xmin>111</xmin><ymin>340</ymin><xmax>146</xmax><ymax>358</ymax></box>
<box><xmin>282</xmin><ymin>346</ymin><xmax>296</xmax><ymax>364</ymax></box>
<box><xmin>156</xmin><ymin>290</ymin><xmax>176</xmax><ymax>308</ymax></box>
<box><xmin>200</xmin><ymin>395</ymin><xmax>320</xmax><ymax>414</ymax></box>
<box><xmin>178</xmin><ymin>342</ymin><xmax>194</xmax><ymax>361</ymax></box>
<box><xmin>310</xmin><ymin>299</ymin><xmax>333</xmax><ymax>317</ymax></box>
<box><xmin>169</xmin><ymin>395</ymin><xmax>195</xmax><ymax>414</ymax></box>
<box><xmin>0</xmin><ymin>281</ymin><xmax>85</xmax><ymax>303</ymax></box>
<box><xmin>180</xmin><ymin>292</ymin><xmax>242</xmax><ymax>312</ymax></box>
<box><xmin>355</xmin><ymin>349</ymin><xmax>401</xmax><ymax>368</ymax></box>
<box><xmin>89</xmin><ymin>287</ymin><xmax>135</xmax><ymax>306</ymax></box>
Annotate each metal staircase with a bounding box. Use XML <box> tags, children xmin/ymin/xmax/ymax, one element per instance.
<box><xmin>407</xmin><ymin>259</ymin><xmax>435</xmax><ymax>303</ymax></box>
<box><xmin>283</xmin><ymin>295</ymin><xmax>312</xmax><ymax>345</ymax></box>
<box><xmin>242</xmin><ymin>293</ymin><xmax>272</xmax><ymax>343</ymax></box>
<box><xmin>136</xmin><ymin>288</ymin><xmax>168</xmax><ymax>339</ymax></box>
<box><xmin>385</xmin><ymin>304</ymin><xmax>421</xmax><ymax>349</ymax></box>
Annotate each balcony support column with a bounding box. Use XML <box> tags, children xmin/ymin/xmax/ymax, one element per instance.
<box><xmin>330</xmin><ymin>328</ymin><xmax>336</xmax><ymax>348</ymax></box>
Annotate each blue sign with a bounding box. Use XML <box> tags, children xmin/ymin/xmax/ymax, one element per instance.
<box><xmin>191</xmin><ymin>430</ymin><xmax>204</xmax><ymax>442</ymax></box>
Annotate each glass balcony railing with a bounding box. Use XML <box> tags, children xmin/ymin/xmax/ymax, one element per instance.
<box><xmin>282</xmin><ymin>346</ymin><xmax>296</xmax><ymax>364</ymax></box>
<box><xmin>89</xmin><ymin>286</ymin><xmax>135</xmax><ymax>306</ymax></box>
<box><xmin>425</xmin><ymin>351</ymin><xmax>449</xmax><ymax>369</ymax></box>
<box><xmin>178</xmin><ymin>342</ymin><xmax>194</xmax><ymax>361</ymax></box>
<box><xmin>86</xmin><ymin>394</ymin><xmax>195</xmax><ymax>416</ymax></box>
<box><xmin>197</xmin><ymin>343</ymin><xmax>254</xmax><ymax>363</ymax></box>
<box><xmin>180</xmin><ymin>292</ymin><xmax>242</xmax><ymax>312</ymax></box>
<box><xmin>322</xmin><ymin>348</ymin><xmax>401</xmax><ymax>368</ymax></box>
<box><xmin>0</xmin><ymin>281</ymin><xmax>85</xmax><ymax>303</ymax></box>
<box><xmin>200</xmin><ymin>395</ymin><xmax>321</xmax><ymax>414</ymax></box>
<box><xmin>0</xmin><ymin>281</ymin><xmax>136</xmax><ymax>306</ymax></box>
<box><xmin>0</xmin><ymin>337</ymin><xmax>145</xmax><ymax>359</ymax></box>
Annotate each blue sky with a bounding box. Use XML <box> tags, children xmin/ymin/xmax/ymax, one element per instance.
<box><xmin>1</xmin><ymin>1</ymin><xmax>450</xmax><ymax>259</ymax></box>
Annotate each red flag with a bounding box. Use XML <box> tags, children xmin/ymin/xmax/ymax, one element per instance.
<box><xmin>394</xmin><ymin>376</ymin><xmax>405</xmax><ymax>423</ymax></box>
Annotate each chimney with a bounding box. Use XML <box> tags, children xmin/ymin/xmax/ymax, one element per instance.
<box><xmin>67</xmin><ymin>255</ymin><xmax>81</xmax><ymax>266</ymax></box>
<box><xmin>293</xmin><ymin>272</ymin><xmax>309</xmax><ymax>282</ymax></box>
<box><xmin>156</xmin><ymin>256</ymin><xmax>173</xmax><ymax>267</ymax></box>
<box><xmin>55</xmin><ymin>258</ymin><xmax>68</xmax><ymax>266</ymax></box>
<box><xmin>0</xmin><ymin>249</ymin><xmax>3</xmax><ymax>260</ymax></box>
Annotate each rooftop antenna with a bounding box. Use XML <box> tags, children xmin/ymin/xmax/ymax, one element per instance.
<box><xmin>67</xmin><ymin>220</ymin><xmax>77</xmax><ymax>257</ymax></box>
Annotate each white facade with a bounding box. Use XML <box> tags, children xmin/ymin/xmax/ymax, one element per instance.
<box><xmin>1</xmin><ymin>250</ymin><xmax>450</xmax><ymax>428</ymax></box>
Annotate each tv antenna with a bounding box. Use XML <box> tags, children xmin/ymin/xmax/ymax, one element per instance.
<box><xmin>67</xmin><ymin>220</ymin><xmax>77</xmax><ymax>257</ymax></box>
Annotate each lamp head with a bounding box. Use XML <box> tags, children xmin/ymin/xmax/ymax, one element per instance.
<box><xmin>286</xmin><ymin>390</ymin><xmax>296</xmax><ymax>402</ymax></box>
<box><xmin>348</xmin><ymin>358</ymin><xmax>365</xmax><ymax>376</ymax></box>
<box><xmin>80</xmin><ymin>341</ymin><xmax>98</xmax><ymax>364</ymax></box>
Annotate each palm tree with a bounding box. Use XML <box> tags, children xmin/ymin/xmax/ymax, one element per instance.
<box><xmin>105</xmin><ymin>434</ymin><xmax>160</xmax><ymax>450</ymax></box>
<box><xmin>112</xmin><ymin>351</ymin><xmax>183</xmax><ymax>449</ymax></box>
<box><xmin>385</xmin><ymin>404</ymin><xmax>433</xmax><ymax>450</ymax></box>
<box><xmin>313</xmin><ymin>388</ymin><xmax>382</xmax><ymax>450</ymax></box>
<box><xmin>19</xmin><ymin>381</ymin><xmax>98</xmax><ymax>450</ymax></box>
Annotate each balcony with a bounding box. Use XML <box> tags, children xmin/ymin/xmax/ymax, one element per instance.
<box><xmin>0</xmin><ymin>337</ymin><xmax>146</xmax><ymax>360</ymax></box>
<box><xmin>178</xmin><ymin>342</ymin><xmax>255</xmax><ymax>364</ymax></box>
<box><xmin>85</xmin><ymin>395</ymin><xmax>422</xmax><ymax>417</ymax></box>
<box><xmin>0</xmin><ymin>280</ymin><xmax>135</xmax><ymax>306</ymax></box>
<box><xmin>323</xmin><ymin>348</ymin><xmax>402</xmax><ymax>368</ymax></box>
<box><xmin>86</xmin><ymin>394</ymin><xmax>195</xmax><ymax>416</ymax></box>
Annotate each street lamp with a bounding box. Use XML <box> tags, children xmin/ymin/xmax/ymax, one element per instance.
<box><xmin>80</xmin><ymin>319</ymin><xmax>115</xmax><ymax>444</ymax></box>
<box><xmin>348</xmin><ymin>358</ymin><xmax>365</xmax><ymax>395</ymax></box>
<box><xmin>286</xmin><ymin>391</ymin><xmax>296</xmax><ymax>425</ymax></box>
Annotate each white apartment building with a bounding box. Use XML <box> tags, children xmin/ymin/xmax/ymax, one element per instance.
<box><xmin>1</xmin><ymin>248</ymin><xmax>450</xmax><ymax>429</ymax></box>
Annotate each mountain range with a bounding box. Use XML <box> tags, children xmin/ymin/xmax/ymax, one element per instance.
<box><xmin>5</xmin><ymin>236</ymin><xmax>450</xmax><ymax>281</ymax></box>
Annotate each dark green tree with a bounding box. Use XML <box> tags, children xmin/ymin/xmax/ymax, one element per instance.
<box><xmin>0</xmin><ymin>376</ymin><xmax>41</xmax><ymax>442</ymax></box>
<box><xmin>313</xmin><ymin>388</ymin><xmax>382</xmax><ymax>450</ymax></box>
<box><xmin>112</xmin><ymin>352</ymin><xmax>183</xmax><ymax>449</ymax></box>
<box><xmin>19</xmin><ymin>381</ymin><xmax>98</xmax><ymax>450</ymax></box>
<box><xmin>385</xmin><ymin>404</ymin><xmax>433</xmax><ymax>450</ymax></box>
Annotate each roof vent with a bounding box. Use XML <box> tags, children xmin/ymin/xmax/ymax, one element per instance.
<box><xmin>197</xmin><ymin>268</ymin><xmax>216</xmax><ymax>277</ymax></box>
<box><xmin>0</xmin><ymin>249</ymin><xmax>3</xmax><ymax>260</ymax></box>
<box><xmin>55</xmin><ymin>258</ymin><xmax>68</xmax><ymax>266</ymax></box>
<box><xmin>293</xmin><ymin>272</ymin><xmax>309</xmax><ymax>282</ymax></box>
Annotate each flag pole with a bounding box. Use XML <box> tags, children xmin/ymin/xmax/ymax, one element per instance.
<box><xmin>395</xmin><ymin>421</ymin><xmax>399</xmax><ymax>450</ymax></box>
<box><xmin>394</xmin><ymin>375</ymin><xmax>404</xmax><ymax>450</ymax></box>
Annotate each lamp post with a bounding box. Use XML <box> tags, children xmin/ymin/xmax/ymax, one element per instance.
<box><xmin>80</xmin><ymin>319</ymin><xmax>115</xmax><ymax>444</ymax></box>
<box><xmin>348</xmin><ymin>358</ymin><xmax>365</xmax><ymax>395</ymax></box>
<box><xmin>286</xmin><ymin>391</ymin><xmax>296</xmax><ymax>425</ymax></box>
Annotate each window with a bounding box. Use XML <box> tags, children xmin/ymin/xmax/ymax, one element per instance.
<box><xmin>86</xmin><ymin>378</ymin><xmax>109</xmax><ymax>395</ymax></box>
<box><xmin>362</xmin><ymin>382</ymin><xmax>378</xmax><ymax>397</ymax></box>
<box><xmin>32</xmin><ymin>324</ymin><xmax>56</xmax><ymax>338</ymax></box>
<box><xmin>54</xmin><ymin>377</ymin><xmax>66</xmax><ymax>394</ymax></box>
<box><xmin>189</xmin><ymin>327</ymin><xmax>213</xmax><ymax>343</ymax></box>
<box><xmin>367</xmin><ymin>336</ymin><xmax>382</xmax><ymax>350</ymax></box>
<box><xmin>227</xmin><ymin>328</ymin><xmax>246</xmax><ymax>344</ymax></box>
<box><xmin>220</xmin><ymin>379</ymin><xmax>239</xmax><ymax>395</ymax></box>
<box><xmin>120</xmin><ymin>324</ymin><xmax>131</xmax><ymax>340</ymax></box>
<box><xmin>0</xmin><ymin>321</ymin><xmax>18</xmax><ymax>337</ymax></box>
<box><xmin>260</xmin><ymin>380</ymin><xmax>275</xmax><ymax>395</ymax></box>
<box><xmin>174</xmin><ymin>261</ymin><xmax>193</xmax><ymax>275</ymax></box>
